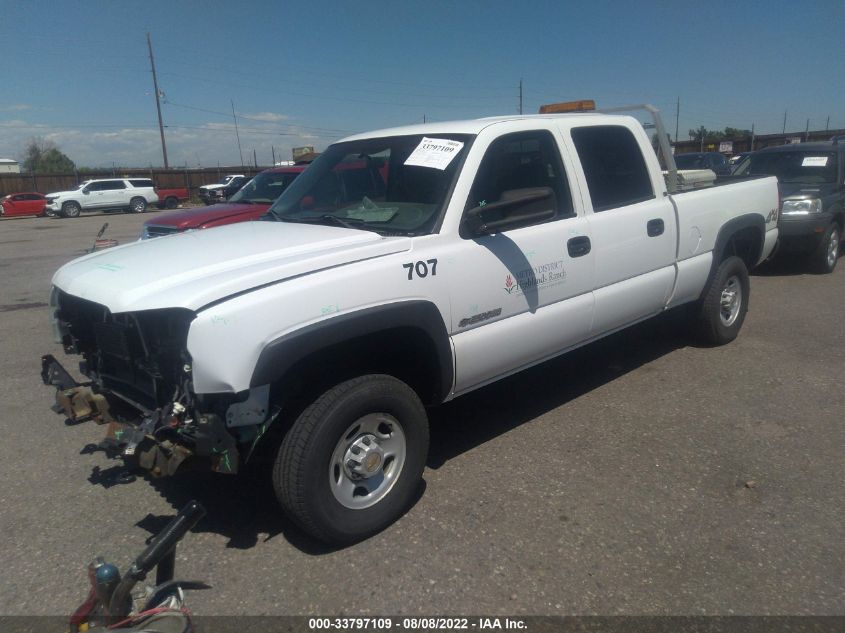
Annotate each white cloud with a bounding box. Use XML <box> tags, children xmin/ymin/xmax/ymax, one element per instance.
<box><xmin>0</xmin><ymin>104</ymin><xmax>32</xmax><ymax>112</ymax></box>
<box><xmin>0</xmin><ymin>118</ymin><xmax>333</xmax><ymax>168</ymax></box>
<box><xmin>242</xmin><ymin>112</ymin><xmax>288</xmax><ymax>122</ymax></box>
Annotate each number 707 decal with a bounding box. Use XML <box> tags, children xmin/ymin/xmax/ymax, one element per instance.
<box><xmin>403</xmin><ymin>259</ymin><xmax>438</xmax><ymax>280</ymax></box>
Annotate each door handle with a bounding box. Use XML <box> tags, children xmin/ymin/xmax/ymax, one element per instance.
<box><xmin>647</xmin><ymin>218</ymin><xmax>665</xmax><ymax>237</ymax></box>
<box><xmin>567</xmin><ymin>235</ymin><xmax>591</xmax><ymax>257</ymax></box>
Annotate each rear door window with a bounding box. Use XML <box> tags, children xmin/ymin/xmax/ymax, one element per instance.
<box><xmin>571</xmin><ymin>125</ymin><xmax>654</xmax><ymax>211</ymax></box>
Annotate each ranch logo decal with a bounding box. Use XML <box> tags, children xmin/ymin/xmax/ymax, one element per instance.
<box><xmin>504</xmin><ymin>260</ymin><xmax>566</xmax><ymax>295</ymax></box>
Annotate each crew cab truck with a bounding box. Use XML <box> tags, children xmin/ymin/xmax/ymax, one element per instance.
<box><xmin>197</xmin><ymin>174</ymin><xmax>247</xmax><ymax>205</ymax></box>
<box><xmin>732</xmin><ymin>141</ymin><xmax>844</xmax><ymax>273</ymax></box>
<box><xmin>42</xmin><ymin>105</ymin><xmax>779</xmax><ymax>544</ymax></box>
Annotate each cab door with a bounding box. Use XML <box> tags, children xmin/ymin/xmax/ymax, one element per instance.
<box><xmin>566</xmin><ymin>124</ymin><xmax>676</xmax><ymax>334</ymax></box>
<box><xmin>447</xmin><ymin>128</ymin><xmax>595</xmax><ymax>394</ymax></box>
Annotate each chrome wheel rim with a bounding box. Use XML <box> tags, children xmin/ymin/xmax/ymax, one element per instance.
<box><xmin>826</xmin><ymin>231</ymin><xmax>839</xmax><ymax>269</ymax></box>
<box><xmin>719</xmin><ymin>275</ymin><xmax>742</xmax><ymax>326</ymax></box>
<box><xmin>132</xmin><ymin>200</ymin><xmax>144</xmax><ymax>212</ymax></box>
<box><xmin>329</xmin><ymin>413</ymin><xmax>406</xmax><ymax>510</ymax></box>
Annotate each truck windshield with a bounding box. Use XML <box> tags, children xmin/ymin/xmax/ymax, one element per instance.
<box><xmin>229</xmin><ymin>170</ymin><xmax>300</xmax><ymax>204</ymax></box>
<box><xmin>266</xmin><ymin>134</ymin><xmax>472</xmax><ymax>236</ymax></box>
<box><xmin>741</xmin><ymin>151</ymin><xmax>837</xmax><ymax>184</ymax></box>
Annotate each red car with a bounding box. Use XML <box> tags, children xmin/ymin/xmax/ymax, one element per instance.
<box><xmin>141</xmin><ymin>166</ymin><xmax>306</xmax><ymax>239</ymax></box>
<box><xmin>1</xmin><ymin>192</ymin><xmax>48</xmax><ymax>217</ymax></box>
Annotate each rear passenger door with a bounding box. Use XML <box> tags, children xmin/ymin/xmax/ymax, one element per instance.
<box><xmin>568</xmin><ymin>124</ymin><xmax>676</xmax><ymax>334</ymax></box>
<box><xmin>102</xmin><ymin>180</ymin><xmax>128</xmax><ymax>207</ymax></box>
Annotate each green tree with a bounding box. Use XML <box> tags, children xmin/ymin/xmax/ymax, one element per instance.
<box><xmin>21</xmin><ymin>138</ymin><xmax>76</xmax><ymax>173</ymax></box>
<box><xmin>689</xmin><ymin>126</ymin><xmax>752</xmax><ymax>142</ymax></box>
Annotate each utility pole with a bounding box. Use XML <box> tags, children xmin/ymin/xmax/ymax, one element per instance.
<box><xmin>750</xmin><ymin>123</ymin><xmax>755</xmax><ymax>151</ymax></box>
<box><xmin>825</xmin><ymin>116</ymin><xmax>830</xmax><ymax>131</ymax></box>
<box><xmin>231</xmin><ymin>101</ymin><xmax>244</xmax><ymax>167</ymax></box>
<box><xmin>146</xmin><ymin>32</ymin><xmax>169</xmax><ymax>168</ymax></box>
<box><xmin>782</xmin><ymin>109</ymin><xmax>787</xmax><ymax>134</ymax></box>
<box><xmin>675</xmin><ymin>97</ymin><xmax>679</xmax><ymax>143</ymax></box>
<box><xmin>253</xmin><ymin>148</ymin><xmax>257</xmax><ymax>168</ymax></box>
<box><xmin>805</xmin><ymin>118</ymin><xmax>810</xmax><ymax>142</ymax></box>
<box><xmin>271</xmin><ymin>145</ymin><xmax>276</xmax><ymax>165</ymax></box>
<box><xmin>519</xmin><ymin>79</ymin><xmax>523</xmax><ymax>115</ymax></box>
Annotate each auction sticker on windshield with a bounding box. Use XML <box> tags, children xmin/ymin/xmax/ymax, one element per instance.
<box><xmin>404</xmin><ymin>137</ymin><xmax>465</xmax><ymax>170</ymax></box>
<box><xmin>802</xmin><ymin>156</ymin><xmax>829</xmax><ymax>167</ymax></box>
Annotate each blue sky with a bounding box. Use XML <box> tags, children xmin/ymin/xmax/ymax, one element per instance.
<box><xmin>2</xmin><ymin>0</ymin><xmax>843</xmax><ymax>167</ymax></box>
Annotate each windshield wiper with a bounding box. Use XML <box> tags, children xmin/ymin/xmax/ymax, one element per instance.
<box><xmin>280</xmin><ymin>214</ymin><xmax>367</xmax><ymax>230</ymax></box>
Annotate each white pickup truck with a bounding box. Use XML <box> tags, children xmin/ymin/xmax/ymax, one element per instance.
<box><xmin>42</xmin><ymin>105</ymin><xmax>779</xmax><ymax>544</ymax></box>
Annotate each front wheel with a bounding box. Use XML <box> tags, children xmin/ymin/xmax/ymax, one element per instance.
<box><xmin>810</xmin><ymin>224</ymin><xmax>840</xmax><ymax>274</ymax></box>
<box><xmin>61</xmin><ymin>201</ymin><xmax>81</xmax><ymax>218</ymax></box>
<box><xmin>129</xmin><ymin>197</ymin><xmax>147</xmax><ymax>213</ymax></box>
<box><xmin>692</xmin><ymin>255</ymin><xmax>750</xmax><ymax>345</ymax></box>
<box><xmin>274</xmin><ymin>375</ymin><xmax>429</xmax><ymax>544</ymax></box>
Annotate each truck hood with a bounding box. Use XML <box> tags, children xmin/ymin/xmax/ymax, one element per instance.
<box><xmin>145</xmin><ymin>202</ymin><xmax>269</xmax><ymax>230</ymax></box>
<box><xmin>46</xmin><ymin>189</ymin><xmax>80</xmax><ymax>198</ymax></box>
<box><xmin>199</xmin><ymin>183</ymin><xmax>226</xmax><ymax>191</ymax></box>
<box><xmin>53</xmin><ymin>221</ymin><xmax>411</xmax><ymax>313</ymax></box>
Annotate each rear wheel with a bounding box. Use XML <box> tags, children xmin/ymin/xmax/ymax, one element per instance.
<box><xmin>810</xmin><ymin>224</ymin><xmax>840</xmax><ymax>274</ymax></box>
<box><xmin>165</xmin><ymin>196</ymin><xmax>178</xmax><ymax>209</ymax></box>
<box><xmin>692</xmin><ymin>255</ymin><xmax>750</xmax><ymax>345</ymax></box>
<box><xmin>61</xmin><ymin>201</ymin><xmax>81</xmax><ymax>218</ymax></box>
<box><xmin>129</xmin><ymin>197</ymin><xmax>147</xmax><ymax>213</ymax></box>
<box><xmin>274</xmin><ymin>374</ymin><xmax>429</xmax><ymax>544</ymax></box>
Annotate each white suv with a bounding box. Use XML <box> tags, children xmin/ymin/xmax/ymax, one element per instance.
<box><xmin>45</xmin><ymin>178</ymin><xmax>159</xmax><ymax>218</ymax></box>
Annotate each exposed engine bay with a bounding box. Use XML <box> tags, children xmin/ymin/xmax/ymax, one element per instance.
<box><xmin>42</xmin><ymin>289</ymin><xmax>275</xmax><ymax>478</ymax></box>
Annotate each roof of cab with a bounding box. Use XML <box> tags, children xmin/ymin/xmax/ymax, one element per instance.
<box><xmin>337</xmin><ymin>112</ymin><xmax>634</xmax><ymax>143</ymax></box>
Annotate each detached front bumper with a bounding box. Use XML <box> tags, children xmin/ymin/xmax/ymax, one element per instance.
<box><xmin>41</xmin><ymin>354</ymin><xmax>239</xmax><ymax>476</ymax></box>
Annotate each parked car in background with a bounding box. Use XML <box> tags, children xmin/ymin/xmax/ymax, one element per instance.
<box><xmin>197</xmin><ymin>174</ymin><xmax>247</xmax><ymax>204</ymax></box>
<box><xmin>45</xmin><ymin>178</ymin><xmax>159</xmax><ymax>218</ymax></box>
<box><xmin>674</xmin><ymin>151</ymin><xmax>732</xmax><ymax>175</ymax></box>
<box><xmin>141</xmin><ymin>166</ymin><xmax>306</xmax><ymax>239</ymax></box>
<box><xmin>732</xmin><ymin>141</ymin><xmax>844</xmax><ymax>273</ymax></box>
<box><xmin>1</xmin><ymin>192</ymin><xmax>48</xmax><ymax>217</ymax></box>
<box><xmin>729</xmin><ymin>152</ymin><xmax>753</xmax><ymax>168</ymax></box>
<box><xmin>155</xmin><ymin>187</ymin><xmax>190</xmax><ymax>209</ymax></box>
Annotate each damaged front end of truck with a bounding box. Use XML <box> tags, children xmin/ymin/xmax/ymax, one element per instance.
<box><xmin>41</xmin><ymin>288</ymin><xmax>273</xmax><ymax>479</ymax></box>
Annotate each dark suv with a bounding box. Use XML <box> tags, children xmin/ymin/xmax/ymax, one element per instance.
<box><xmin>733</xmin><ymin>142</ymin><xmax>844</xmax><ymax>273</ymax></box>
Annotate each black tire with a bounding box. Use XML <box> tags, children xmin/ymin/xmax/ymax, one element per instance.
<box><xmin>165</xmin><ymin>196</ymin><xmax>178</xmax><ymax>210</ymax></box>
<box><xmin>61</xmin><ymin>201</ymin><xmax>81</xmax><ymax>218</ymax></box>
<box><xmin>274</xmin><ymin>374</ymin><xmax>429</xmax><ymax>544</ymax></box>
<box><xmin>129</xmin><ymin>197</ymin><xmax>147</xmax><ymax>214</ymax></box>
<box><xmin>810</xmin><ymin>223</ymin><xmax>840</xmax><ymax>274</ymax></box>
<box><xmin>692</xmin><ymin>255</ymin><xmax>750</xmax><ymax>346</ymax></box>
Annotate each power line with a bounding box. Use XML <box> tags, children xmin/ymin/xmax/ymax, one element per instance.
<box><xmin>162</xmin><ymin>99</ymin><xmax>357</xmax><ymax>134</ymax></box>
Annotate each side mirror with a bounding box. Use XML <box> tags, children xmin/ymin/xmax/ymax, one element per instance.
<box><xmin>462</xmin><ymin>187</ymin><xmax>557</xmax><ymax>237</ymax></box>
<box><xmin>82</xmin><ymin>188</ymin><xmax>90</xmax><ymax>195</ymax></box>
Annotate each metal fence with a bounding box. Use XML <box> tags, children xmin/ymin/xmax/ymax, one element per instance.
<box><xmin>0</xmin><ymin>166</ymin><xmax>267</xmax><ymax>199</ymax></box>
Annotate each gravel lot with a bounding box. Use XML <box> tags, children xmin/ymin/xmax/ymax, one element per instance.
<box><xmin>0</xmin><ymin>211</ymin><xmax>842</xmax><ymax>616</ymax></box>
